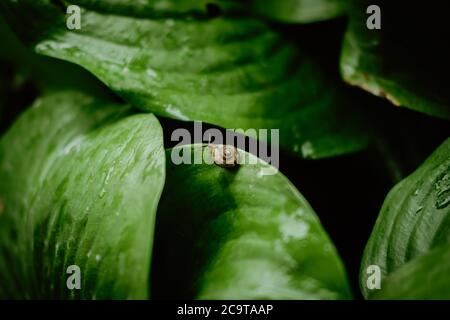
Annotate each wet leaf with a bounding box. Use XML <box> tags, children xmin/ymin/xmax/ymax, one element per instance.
<box><xmin>0</xmin><ymin>90</ymin><xmax>165</xmax><ymax>299</ymax></box>
<box><xmin>372</xmin><ymin>243</ymin><xmax>450</xmax><ymax>300</ymax></box>
<box><xmin>1</xmin><ymin>0</ymin><xmax>370</xmax><ymax>159</ymax></box>
<box><xmin>341</xmin><ymin>1</ymin><xmax>450</xmax><ymax>119</ymax></box>
<box><xmin>152</xmin><ymin>144</ymin><xmax>352</xmax><ymax>299</ymax></box>
<box><xmin>361</xmin><ymin>138</ymin><xmax>450</xmax><ymax>298</ymax></box>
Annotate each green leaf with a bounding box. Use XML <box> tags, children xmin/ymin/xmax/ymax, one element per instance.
<box><xmin>0</xmin><ymin>14</ymin><xmax>113</xmax><ymax>134</ymax></box>
<box><xmin>250</xmin><ymin>0</ymin><xmax>347</xmax><ymax>24</ymax></box>
<box><xmin>360</xmin><ymin>138</ymin><xmax>450</xmax><ymax>298</ymax></box>
<box><xmin>372</xmin><ymin>243</ymin><xmax>450</xmax><ymax>300</ymax></box>
<box><xmin>340</xmin><ymin>1</ymin><xmax>450</xmax><ymax>119</ymax></box>
<box><xmin>0</xmin><ymin>15</ymin><xmax>114</xmax><ymax>98</ymax></box>
<box><xmin>1</xmin><ymin>0</ymin><xmax>370</xmax><ymax>159</ymax></box>
<box><xmin>0</xmin><ymin>90</ymin><xmax>165</xmax><ymax>299</ymax></box>
<box><xmin>151</xmin><ymin>144</ymin><xmax>352</xmax><ymax>299</ymax></box>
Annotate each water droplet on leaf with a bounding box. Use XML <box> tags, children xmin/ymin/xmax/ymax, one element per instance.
<box><xmin>435</xmin><ymin>173</ymin><xmax>450</xmax><ymax>209</ymax></box>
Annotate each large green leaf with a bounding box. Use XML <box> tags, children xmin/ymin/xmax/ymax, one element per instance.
<box><xmin>0</xmin><ymin>15</ymin><xmax>113</xmax><ymax>134</ymax></box>
<box><xmin>250</xmin><ymin>0</ymin><xmax>347</xmax><ymax>23</ymax></box>
<box><xmin>340</xmin><ymin>1</ymin><xmax>450</xmax><ymax>119</ymax></box>
<box><xmin>372</xmin><ymin>243</ymin><xmax>450</xmax><ymax>300</ymax></box>
<box><xmin>0</xmin><ymin>90</ymin><xmax>165</xmax><ymax>299</ymax></box>
<box><xmin>0</xmin><ymin>15</ymin><xmax>110</xmax><ymax>96</ymax></box>
<box><xmin>360</xmin><ymin>138</ymin><xmax>450</xmax><ymax>298</ymax></box>
<box><xmin>151</xmin><ymin>144</ymin><xmax>352</xmax><ymax>299</ymax></box>
<box><xmin>0</xmin><ymin>0</ymin><xmax>370</xmax><ymax>159</ymax></box>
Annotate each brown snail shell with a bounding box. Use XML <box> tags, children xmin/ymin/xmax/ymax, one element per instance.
<box><xmin>209</xmin><ymin>144</ymin><xmax>239</xmax><ymax>168</ymax></box>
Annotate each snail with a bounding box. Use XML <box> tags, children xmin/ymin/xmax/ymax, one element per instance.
<box><xmin>209</xmin><ymin>144</ymin><xmax>239</xmax><ymax>168</ymax></box>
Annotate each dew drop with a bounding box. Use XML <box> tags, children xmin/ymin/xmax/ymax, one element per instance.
<box><xmin>146</xmin><ymin>68</ymin><xmax>157</xmax><ymax>78</ymax></box>
<box><xmin>99</xmin><ymin>188</ymin><xmax>106</xmax><ymax>199</ymax></box>
<box><xmin>301</xmin><ymin>141</ymin><xmax>315</xmax><ymax>158</ymax></box>
<box><xmin>435</xmin><ymin>173</ymin><xmax>450</xmax><ymax>209</ymax></box>
<box><xmin>104</xmin><ymin>166</ymin><xmax>114</xmax><ymax>186</ymax></box>
<box><xmin>165</xmin><ymin>19</ymin><xmax>175</xmax><ymax>27</ymax></box>
<box><xmin>257</xmin><ymin>168</ymin><xmax>265</xmax><ymax>178</ymax></box>
<box><xmin>165</xmin><ymin>104</ymin><xmax>189</xmax><ymax>120</ymax></box>
<box><xmin>436</xmin><ymin>195</ymin><xmax>450</xmax><ymax>209</ymax></box>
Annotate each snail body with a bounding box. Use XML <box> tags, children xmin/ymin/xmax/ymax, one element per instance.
<box><xmin>209</xmin><ymin>144</ymin><xmax>239</xmax><ymax>168</ymax></box>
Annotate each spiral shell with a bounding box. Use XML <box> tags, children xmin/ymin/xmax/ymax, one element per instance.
<box><xmin>209</xmin><ymin>144</ymin><xmax>239</xmax><ymax>168</ymax></box>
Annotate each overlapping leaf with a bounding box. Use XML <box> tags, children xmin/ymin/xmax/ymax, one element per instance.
<box><xmin>152</xmin><ymin>145</ymin><xmax>352</xmax><ymax>299</ymax></box>
<box><xmin>0</xmin><ymin>15</ymin><xmax>113</xmax><ymax>133</ymax></box>
<box><xmin>372</xmin><ymin>243</ymin><xmax>450</xmax><ymax>299</ymax></box>
<box><xmin>0</xmin><ymin>91</ymin><xmax>352</xmax><ymax>299</ymax></box>
<box><xmin>0</xmin><ymin>90</ymin><xmax>165</xmax><ymax>299</ymax></box>
<box><xmin>361</xmin><ymin>138</ymin><xmax>450</xmax><ymax>298</ymax></box>
<box><xmin>341</xmin><ymin>1</ymin><xmax>450</xmax><ymax>119</ymax></box>
<box><xmin>0</xmin><ymin>0</ymin><xmax>370</xmax><ymax>159</ymax></box>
